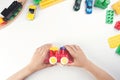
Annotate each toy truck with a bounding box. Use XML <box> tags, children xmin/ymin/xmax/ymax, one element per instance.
<box><xmin>1</xmin><ymin>1</ymin><xmax>22</xmax><ymax>21</ymax></box>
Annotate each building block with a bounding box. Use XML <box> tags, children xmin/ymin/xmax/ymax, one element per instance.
<box><xmin>94</xmin><ymin>0</ymin><xmax>110</xmax><ymax>9</ymax></box>
<box><xmin>45</xmin><ymin>46</ymin><xmax>73</xmax><ymax>65</ymax></box>
<box><xmin>114</xmin><ymin>21</ymin><xmax>120</xmax><ymax>30</ymax></box>
<box><xmin>73</xmin><ymin>0</ymin><xmax>82</xmax><ymax>11</ymax></box>
<box><xmin>40</xmin><ymin>0</ymin><xmax>64</xmax><ymax>9</ymax></box>
<box><xmin>112</xmin><ymin>1</ymin><xmax>120</xmax><ymax>15</ymax></box>
<box><xmin>108</xmin><ymin>34</ymin><xmax>120</xmax><ymax>48</ymax></box>
<box><xmin>85</xmin><ymin>0</ymin><xmax>93</xmax><ymax>14</ymax></box>
<box><xmin>116</xmin><ymin>45</ymin><xmax>120</xmax><ymax>55</ymax></box>
<box><xmin>33</xmin><ymin>0</ymin><xmax>41</xmax><ymax>5</ymax></box>
<box><xmin>106</xmin><ymin>10</ymin><xmax>114</xmax><ymax>24</ymax></box>
<box><xmin>1</xmin><ymin>1</ymin><xmax>22</xmax><ymax>21</ymax></box>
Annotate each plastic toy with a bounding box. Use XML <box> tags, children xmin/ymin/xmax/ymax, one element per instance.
<box><xmin>1</xmin><ymin>1</ymin><xmax>22</xmax><ymax>21</ymax></box>
<box><xmin>0</xmin><ymin>17</ymin><xmax>6</xmax><ymax>25</ymax></box>
<box><xmin>40</xmin><ymin>0</ymin><xmax>64</xmax><ymax>9</ymax></box>
<box><xmin>73</xmin><ymin>0</ymin><xmax>82</xmax><ymax>11</ymax></box>
<box><xmin>114</xmin><ymin>21</ymin><xmax>120</xmax><ymax>30</ymax></box>
<box><xmin>108</xmin><ymin>34</ymin><xmax>120</xmax><ymax>48</ymax></box>
<box><xmin>94</xmin><ymin>0</ymin><xmax>110</xmax><ymax>9</ymax></box>
<box><xmin>33</xmin><ymin>0</ymin><xmax>41</xmax><ymax>5</ymax></box>
<box><xmin>45</xmin><ymin>46</ymin><xmax>73</xmax><ymax>65</ymax></box>
<box><xmin>106</xmin><ymin>10</ymin><xmax>114</xmax><ymax>24</ymax></box>
<box><xmin>0</xmin><ymin>0</ymin><xmax>26</xmax><ymax>29</ymax></box>
<box><xmin>116</xmin><ymin>45</ymin><xmax>120</xmax><ymax>55</ymax></box>
<box><xmin>112</xmin><ymin>1</ymin><xmax>120</xmax><ymax>15</ymax></box>
<box><xmin>85</xmin><ymin>0</ymin><xmax>93</xmax><ymax>14</ymax></box>
<box><xmin>27</xmin><ymin>5</ymin><xmax>37</xmax><ymax>20</ymax></box>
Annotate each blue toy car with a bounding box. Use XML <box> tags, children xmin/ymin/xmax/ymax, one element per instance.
<box><xmin>85</xmin><ymin>0</ymin><xmax>93</xmax><ymax>14</ymax></box>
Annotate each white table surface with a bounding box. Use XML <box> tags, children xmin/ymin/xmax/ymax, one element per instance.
<box><xmin>0</xmin><ymin>0</ymin><xmax>120</xmax><ymax>80</ymax></box>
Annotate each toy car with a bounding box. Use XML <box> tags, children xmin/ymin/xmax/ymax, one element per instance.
<box><xmin>85</xmin><ymin>0</ymin><xmax>93</xmax><ymax>14</ymax></box>
<box><xmin>27</xmin><ymin>5</ymin><xmax>36</xmax><ymax>20</ymax></box>
<box><xmin>73</xmin><ymin>0</ymin><xmax>82</xmax><ymax>11</ymax></box>
<box><xmin>44</xmin><ymin>47</ymin><xmax>73</xmax><ymax>65</ymax></box>
<box><xmin>1</xmin><ymin>1</ymin><xmax>22</xmax><ymax>21</ymax></box>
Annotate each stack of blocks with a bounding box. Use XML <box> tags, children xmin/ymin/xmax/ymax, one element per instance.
<box><xmin>94</xmin><ymin>0</ymin><xmax>110</xmax><ymax>9</ymax></box>
<box><xmin>44</xmin><ymin>47</ymin><xmax>73</xmax><ymax>65</ymax></box>
<box><xmin>106</xmin><ymin>10</ymin><xmax>114</xmax><ymax>24</ymax></box>
<box><xmin>112</xmin><ymin>1</ymin><xmax>120</xmax><ymax>15</ymax></box>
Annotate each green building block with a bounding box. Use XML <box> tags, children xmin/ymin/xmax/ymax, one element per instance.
<box><xmin>116</xmin><ymin>45</ymin><xmax>120</xmax><ymax>55</ymax></box>
<box><xmin>106</xmin><ymin>10</ymin><xmax>114</xmax><ymax>24</ymax></box>
<box><xmin>94</xmin><ymin>0</ymin><xmax>110</xmax><ymax>9</ymax></box>
<box><xmin>33</xmin><ymin>0</ymin><xmax>41</xmax><ymax>5</ymax></box>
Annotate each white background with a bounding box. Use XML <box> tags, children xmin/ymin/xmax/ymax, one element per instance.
<box><xmin>0</xmin><ymin>0</ymin><xmax>120</xmax><ymax>80</ymax></box>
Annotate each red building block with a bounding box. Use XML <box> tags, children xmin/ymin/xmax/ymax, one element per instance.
<box><xmin>114</xmin><ymin>21</ymin><xmax>120</xmax><ymax>30</ymax></box>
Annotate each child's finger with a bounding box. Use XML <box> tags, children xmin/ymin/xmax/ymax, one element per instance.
<box><xmin>65</xmin><ymin>45</ymin><xmax>76</xmax><ymax>58</ymax></box>
<box><xmin>66</xmin><ymin>63</ymin><xmax>75</xmax><ymax>66</ymax></box>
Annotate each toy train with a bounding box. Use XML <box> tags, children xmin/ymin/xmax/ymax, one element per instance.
<box><xmin>44</xmin><ymin>47</ymin><xmax>73</xmax><ymax>65</ymax></box>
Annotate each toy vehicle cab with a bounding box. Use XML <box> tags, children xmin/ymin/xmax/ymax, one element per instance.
<box><xmin>73</xmin><ymin>0</ymin><xmax>82</xmax><ymax>11</ymax></box>
<box><xmin>85</xmin><ymin>0</ymin><xmax>93</xmax><ymax>14</ymax></box>
<box><xmin>27</xmin><ymin>5</ymin><xmax>36</xmax><ymax>20</ymax></box>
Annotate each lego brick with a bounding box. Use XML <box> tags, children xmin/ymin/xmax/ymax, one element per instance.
<box><xmin>94</xmin><ymin>0</ymin><xmax>110</xmax><ymax>9</ymax></box>
<box><xmin>114</xmin><ymin>21</ymin><xmax>120</xmax><ymax>30</ymax></box>
<box><xmin>40</xmin><ymin>0</ymin><xmax>64</xmax><ymax>9</ymax></box>
<box><xmin>0</xmin><ymin>17</ymin><xmax>5</xmax><ymax>25</ymax></box>
<box><xmin>33</xmin><ymin>0</ymin><xmax>41</xmax><ymax>5</ymax></box>
<box><xmin>106</xmin><ymin>10</ymin><xmax>114</xmax><ymax>24</ymax></box>
<box><xmin>116</xmin><ymin>45</ymin><xmax>120</xmax><ymax>55</ymax></box>
<box><xmin>73</xmin><ymin>0</ymin><xmax>82</xmax><ymax>11</ymax></box>
<box><xmin>108</xmin><ymin>34</ymin><xmax>120</xmax><ymax>48</ymax></box>
<box><xmin>112</xmin><ymin>1</ymin><xmax>120</xmax><ymax>15</ymax></box>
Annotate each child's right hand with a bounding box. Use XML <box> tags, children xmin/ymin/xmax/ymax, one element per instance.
<box><xmin>65</xmin><ymin>45</ymin><xmax>89</xmax><ymax>68</ymax></box>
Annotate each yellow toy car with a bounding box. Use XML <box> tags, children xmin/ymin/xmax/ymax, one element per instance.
<box><xmin>27</xmin><ymin>5</ymin><xmax>36</xmax><ymax>20</ymax></box>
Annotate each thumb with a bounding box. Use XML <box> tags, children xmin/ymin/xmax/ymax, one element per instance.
<box><xmin>46</xmin><ymin>64</ymin><xmax>55</xmax><ymax>67</ymax></box>
<box><xmin>66</xmin><ymin>63</ymin><xmax>75</xmax><ymax>66</ymax></box>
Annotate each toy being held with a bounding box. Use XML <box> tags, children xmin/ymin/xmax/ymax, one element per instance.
<box><xmin>45</xmin><ymin>46</ymin><xmax>73</xmax><ymax>65</ymax></box>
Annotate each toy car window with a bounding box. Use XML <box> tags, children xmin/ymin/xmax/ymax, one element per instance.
<box><xmin>29</xmin><ymin>9</ymin><xmax>34</xmax><ymax>14</ymax></box>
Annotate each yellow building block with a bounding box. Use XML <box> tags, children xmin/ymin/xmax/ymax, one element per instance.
<box><xmin>40</xmin><ymin>0</ymin><xmax>64</xmax><ymax>9</ymax></box>
<box><xmin>0</xmin><ymin>17</ymin><xmax>4</xmax><ymax>24</ymax></box>
<box><xmin>112</xmin><ymin>1</ymin><xmax>120</xmax><ymax>15</ymax></box>
<box><xmin>108</xmin><ymin>34</ymin><xmax>120</xmax><ymax>48</ymax></box>
<box><xmin>50</xmin><ymin>47</ymin><xmax>59</xmax><ymax>51</ymax></box>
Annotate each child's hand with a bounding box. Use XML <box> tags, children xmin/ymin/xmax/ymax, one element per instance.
<box><xmin>65</xmin><ymin>45</ymin><xmax>89</xmax><ymax>68</ymax></box>
<box><xmin>28</xmin><ymin>44</ymin><xmax>53</xmax><ymax>72</ymax></box>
